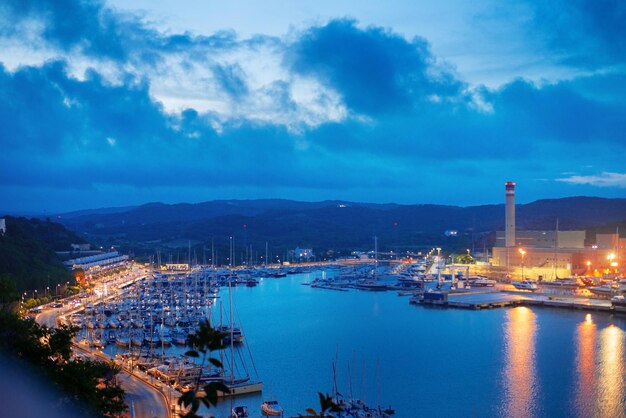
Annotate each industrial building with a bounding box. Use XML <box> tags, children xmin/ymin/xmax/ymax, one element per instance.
<box><xmin>490</xmin><ymin>182</ymin><xmax>622</xmax><ymax>278</ymax></box>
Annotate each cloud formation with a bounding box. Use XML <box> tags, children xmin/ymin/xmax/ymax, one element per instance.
<box><xmin>0</xmin><ymin>0</ymin><xmax>625</xmax><ymax>211</ymax></box>
<box><xmin>558</xmin><ymin>172</ymin><xmax>626</xmax><ymax>188</ymax></box>
<box><xmin>289</xmin><ymin>19</ymin><xmax>466</xmax><ymax>115</ymax></box>
<box><xmin>526</xmin><ymin>0</ymin><xmax>626</xmax><ymax>67</ymax></box>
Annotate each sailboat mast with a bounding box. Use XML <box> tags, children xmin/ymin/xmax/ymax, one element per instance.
<box><xmin>374</xmin><ymin>236</ymin><xmax>378</xmax><ymax>281</ymax></box>
<box><xmin>553</xmin><ymin>218</ymin><xmax>559</xmax><ymax>279</ymax></box>
<box><xmin>229</xmin><ymin>236</ymin><xmax>235</xmax><ymax>384</ymax></box>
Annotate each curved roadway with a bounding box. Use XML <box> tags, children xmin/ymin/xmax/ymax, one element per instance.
<box><xmin>35</xmin><ymin>280</ymin><xmax>170</xmax><ymax>418</ymax></box>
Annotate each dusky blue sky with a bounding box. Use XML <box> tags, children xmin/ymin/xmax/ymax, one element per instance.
<box><xmin>0</xmin><ymin>0</ymin><xmax>625</xmax><ymax>212</ymax></box>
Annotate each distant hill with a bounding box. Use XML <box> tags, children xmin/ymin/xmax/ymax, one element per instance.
<box><xmin>0</xmin><ymin>217</ymin><xmax>80</xmax><ymax>294</ymax></box>
<box><xmin>57</xmin><ymin>197</ymin><xmax>626</xmax><ymax>260</ymax></box>
<box><xmin>58</xmin><ymin>205</ymin><xmax>139</xmax><ymax>219</ymax></box>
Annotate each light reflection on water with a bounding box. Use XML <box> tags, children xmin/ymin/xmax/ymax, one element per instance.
<box><xmin>597</xmin><ymin>324</ymin><xmax>625</xmax><ymax>418</ymax></box>
<box><xmin>502</xmin><ymin>307</ymin><xmax>538</xmax><ymax>418</ymax></box>
<box><xmin>575</xmin><ymin>313</ymin><xmax>596</xmax><ymax>418</ymax></box>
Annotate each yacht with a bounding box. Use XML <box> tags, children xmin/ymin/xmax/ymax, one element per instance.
<box><xmin>218</xmin><ymin>325</ymin><xmax>245</xmax><ymax>345</ymax></box>
<box><xmin>611</xmin><ymin>295</ymin><xmax>626</xmax><ymax>312</ymax></box>
<box><xmin>589</xmin><ymin>283</ymin><xmax>620</xmax><ymax>296</ymax></box>
<box><xmin>231</xmin><ymin>406</ymin><xmax>249</xmax><ymax>418</ymax></box>
<box><xmin>218</xmin><ymin>253</ymin><xmax>263</xmax><ymax>397</ymax></box>
<box><xmin>116</xmin><ymin>332</ymin><xmax>130</xmax><ymax>348</ymax></box>
<box><xmin>469</xmin><ymin>276</ymin><xmax>496</xmax><ymax>287</ymax></box>
<box><xmin>541</xmin><ymin>278</ymin><xmax>580</xmax><ymax>289</ymax></box>
<box><xmin>261</xmin><ymin>400</ymin><xmax>284</xmax><ymax>417</ymax></box>
<box><xmin>172</xmin><ymin>329</ymin><xmax>187</xmax><ymax>345</ymax></box>
<box><xmin>354</xmin><ymin>280</ymin><xmax>388</xmax><ymax>291</ymax></box>
<box><xmin>512</xmin><ymin>280</ymin><xmax>538</xmax><ymax>291</ymax></box>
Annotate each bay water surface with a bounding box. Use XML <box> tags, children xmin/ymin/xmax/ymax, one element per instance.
<box><xmin>177</xmin><ymin>271</ymin><xmax>625</xmax><ymax>417</ymax></box>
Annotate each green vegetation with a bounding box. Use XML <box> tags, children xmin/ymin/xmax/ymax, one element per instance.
<box><xmin>454</xmin><ymin>253</ymin><xmax>475</xmax><ymax>264</ymax></box>
<box><xmin>0</xmin><ymin>312</ymin><xmax>126</xmax><ymax>417</ymax></box>
<box><xmin>303</xmin><ymin>393</ymin><xmax>342</xmax><ymax>417</ymax></box>
<box><xmin>178</xmin><ymin>319</ymin><xmax>230</xmax><ymax>417</ymax></box>
<box><xmin>0</xmin><ymin>216</ymin><xmax>79</xmax><ymax>300</ymax></box>
<box><xmin>0</xmin><ymin>273</ymin><xmax>18</xmax><ymax>303</ymax></box>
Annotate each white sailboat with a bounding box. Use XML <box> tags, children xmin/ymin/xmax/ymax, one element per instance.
<box><xmin>218</xmin><ymin>236</ymin><xmax>263</xmax><ymax>397</ymax></box>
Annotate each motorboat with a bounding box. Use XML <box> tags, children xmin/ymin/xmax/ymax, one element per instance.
<box><xmin>589</xmin><ymin>283</ymin><xmax>620</xmax><ymax>296</ymax></box>
<box><xmin>261</xmin><ymin>400</ymin><xmax>284</xmax><ymax>417</ymax></box>
<box><xmin>512</xmin><ymin>280</ymin><xmax>538</xmax><ymax>291</ymax></box>
<box><xmin>469</xmin><ymin>276</ymin><xmax>496</xmax><ymax>287</ymax></box>
<box><xmin>612</xmin><ymin>295</ymin><xmax>626</xmax><ymax>312</ymax></box>
<box><xmin>218</xmin><ymin>325</ymin><xmax>245</xmax><ymax>345</ymax></box>
<box><xmin>354</xmin><ymin>280</ymin><xmax>388</xmax><ymax>291</ymax></box>
<box><xmin>231</xmin><ymin>406</ymin><xmax>249</xmax><ymax>418</ymax></box>
<box><xmin>541</xmin><ymin>277</ymin><xmax>580</xmax><ymax>288</ymax></box>
<box><xmin>172</xmin><ymin>329</ymin><xmax>187</xmax><ymax>345</ymax></box>
<box><xmin>116</xmin><ymin>332</ymin><xmax>130</xmax><ymax>348</ymax></box>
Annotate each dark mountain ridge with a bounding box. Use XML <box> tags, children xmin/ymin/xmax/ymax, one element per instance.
<box><xmin>56</xmin><ymin>197</ymin><xmax>626</xmax><ymax>256</ymax></box>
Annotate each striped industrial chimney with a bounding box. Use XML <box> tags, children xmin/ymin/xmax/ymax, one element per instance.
<box><xmin>505</xmin><ymin>182</ymin><xmax>516</xmax><ymax>247</ymax></box>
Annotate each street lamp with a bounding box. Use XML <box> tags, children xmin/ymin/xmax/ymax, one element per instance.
<box><xmin>518</xmin><ymin>248</ymin><xmax>526</xmax><ymax>280</ymax></box>
<box><xmin>608</xmin><ymin>253</ymin><xmax>617</xmax><ymax>272</ymax></box>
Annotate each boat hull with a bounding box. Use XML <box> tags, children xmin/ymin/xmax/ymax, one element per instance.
<box><xmin>217</xmin><ymin>381</ymin><xmax>263</xmax><ymax>397</ymax></box>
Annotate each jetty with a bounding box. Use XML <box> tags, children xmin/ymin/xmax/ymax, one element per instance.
<box><xmin>414</xmin><ymin>290</ymin><xmax>618</xmax><ymax>314</ymax></box>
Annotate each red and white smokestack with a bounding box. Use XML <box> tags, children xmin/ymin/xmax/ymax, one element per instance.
<box><xmin>505</xmin><ymin>182</ymin><xmax>516</xmax><ymax>247</ymax></box>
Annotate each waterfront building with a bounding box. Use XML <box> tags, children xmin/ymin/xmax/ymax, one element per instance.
<box><xmin>0</xmin><ymin>218</ymin><xmax>5</xmax><ymax>235</ymax></box>
<box><xmin>165</xmin><ymin>263</ymin><xmax>190</xmax><ymax>271</ymax></box>
<box><xmin>64</xmin><ymin>251</ymin><xmax>129</xmax><ymax>272</ymax></box>
<box><xmin>495</xmin><ymin>230</ymin><xmax>586</xmax><ymax>249</ymax></box>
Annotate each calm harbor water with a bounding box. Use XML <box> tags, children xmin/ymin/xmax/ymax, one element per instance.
<box><xmin>116</xmin><ymin>271</ymin><xmax>626</xmax><ymax>417</ymax></box>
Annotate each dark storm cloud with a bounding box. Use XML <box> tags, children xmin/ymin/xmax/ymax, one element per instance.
<box><xmin>289</xmin><ymin>19</ymin><xmax>466</xmax><ymax>115</ymax></box>
<box><xmin>1</xmin><ymin>0</ymin><xmax>140</xmax><ymax>61</ymax></box>
<box><xmin>0</xmin><ymin>0</ymin><xmax>245</xmax><ymax>65</ymax></box>
<box><xmin>527</xmin><ymin>0</ymin><xmax>626</xmax><ymax>67</ymax></box>
<box><xmin>1</xmin><ymin>0</ymin><xmax>626</xmax><ymax>209</ymax></box>
<box><xmin>0</xmin><ymin>60</ymin><xmax>396</xmax><ymax>192</ymax></box>
<box><xmin>0</xmin><ymin>60</ymin><xmax>173</xmax><ymax>155</ymax></box>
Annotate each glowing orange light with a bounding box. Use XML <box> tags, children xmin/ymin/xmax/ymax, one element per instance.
<box><xmin>607</xmin><ymin>253</ymin><xmax>616</xmax><ymax>261</ymax></box>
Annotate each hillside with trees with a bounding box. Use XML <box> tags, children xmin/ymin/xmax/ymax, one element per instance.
<box><xmin>57</xmin><ymin>197</ymin><xmax>626</xmax><ymax>262</ymax></box>
<box><xmin>0</xmin><ymin>217</ymin><xmax>81</xmax><ymax>299</ymax></box>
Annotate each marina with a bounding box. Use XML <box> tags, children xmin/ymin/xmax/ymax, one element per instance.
<box><xmin>56</xmin><ymin>264</ymin><xmax>626</xmax><ymax>417</ymax></box>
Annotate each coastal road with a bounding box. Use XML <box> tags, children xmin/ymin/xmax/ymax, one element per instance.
<box><xmin>72</xmin><ymin>345</ymin><xmax>171</xmax><ymax>418</ymax></box>
<box><xmin>37</xmin><ymin>307</ymin><xmax>61</xmax><ymax>328</ymax></box>
<box><xmin>34</xmin><ymin>269</ymin><xmax>171</xmax><ymax>418</ymax></box>
<box><xmin>117</xmin><ymin>371</ymin><xmax>169</xmax><ymax>418</ymax></box>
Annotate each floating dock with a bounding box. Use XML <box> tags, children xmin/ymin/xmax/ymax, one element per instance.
<box><xmin>416</xmin><ymin>290</ymin><xmax>620</xmax><ymax>314</ymax></box>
